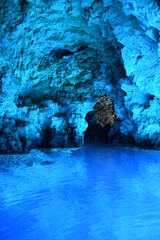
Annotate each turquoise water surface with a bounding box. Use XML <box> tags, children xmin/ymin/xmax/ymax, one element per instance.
<box><xmin>0</xmin><ymin>146</ymin><xmax>160</xmax><ymax>240</ymax></box>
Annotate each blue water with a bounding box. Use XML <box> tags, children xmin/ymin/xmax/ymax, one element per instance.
<box><xmin>0</xmin><ymin>146</ymin><xmax>160</xmax><ymax>240</ymax></box>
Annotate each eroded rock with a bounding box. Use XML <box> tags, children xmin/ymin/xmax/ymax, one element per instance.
<box><xmin>0</xmin><ymin>0</ymin><xmax>160</xmax><ymax>152</ymax></box>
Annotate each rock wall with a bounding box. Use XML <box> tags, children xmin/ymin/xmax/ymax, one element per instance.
<box><xmin>0</xmin><ymin>0</ymin><xmax>160</xmax><ymax>153</ymax></box>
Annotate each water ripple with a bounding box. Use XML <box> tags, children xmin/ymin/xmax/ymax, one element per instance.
<box><xmin>0</xmin><ymin>146</ymin><xmax>160</xmax><ymax>239</ymax></box>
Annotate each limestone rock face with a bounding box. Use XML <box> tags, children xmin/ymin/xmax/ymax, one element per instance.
<box><xmin>0</xmin><ymin>0</ymin><xmax>160</xmax><ymax>152</ymax></box>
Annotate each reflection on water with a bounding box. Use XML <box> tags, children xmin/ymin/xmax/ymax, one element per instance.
<box><xmin>0</xmin><ymin>146</ymin><xmax>160</xmax><ymax>240</ymax></box>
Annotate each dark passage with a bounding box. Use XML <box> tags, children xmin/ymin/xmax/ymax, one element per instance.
<box><xmin>84</xmin><ymin>95</ymin><xmax>118</xmax><ymax>144</ymax></box>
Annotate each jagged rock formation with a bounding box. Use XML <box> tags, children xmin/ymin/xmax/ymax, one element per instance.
<box><xmin>0</xmin><ymin>0</ymin><xmax>160</xmax><ymax>153</ymax></box>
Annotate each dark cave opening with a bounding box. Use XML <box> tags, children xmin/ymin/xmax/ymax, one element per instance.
<box><xmin>84</xmin><ymin>111</ymin><xmax>111</xmax><ymax>144</ymax></box>
<box><xmin>84</xmin><ymin>95</ymin><xmax>118</xmax><ymax>144</ymax></box>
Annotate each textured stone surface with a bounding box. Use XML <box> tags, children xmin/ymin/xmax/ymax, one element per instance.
<box><xmin>94</xmin><ymin>95</ymin><xmax>118</xmax><ymax>127</ymax></box>
<box><xmin>0</xmin><ymin>0</ymin><xmax>160</xmax><ymax>152</ymax></box>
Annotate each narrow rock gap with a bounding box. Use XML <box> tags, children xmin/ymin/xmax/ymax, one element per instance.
<box><xmin>19</xmin><ymin>0</ymin><xmax>29</xmax><ymax>20</ymax></box>
<box><xmin>48</xmin><ymin>45</ymin><xmax>88</xmax><ymax>60</ymax></box>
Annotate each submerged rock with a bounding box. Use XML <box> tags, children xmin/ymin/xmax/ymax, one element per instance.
<box><xmin>0</xmin><ymin>0</ymin><xmax>160</xmax><ymax>152</ymax></box>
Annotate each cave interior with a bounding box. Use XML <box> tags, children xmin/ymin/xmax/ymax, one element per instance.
<box><xmin>84</xmin><ymin>95</ymin><xmax>118</xmax><ymax>144</ymax></box>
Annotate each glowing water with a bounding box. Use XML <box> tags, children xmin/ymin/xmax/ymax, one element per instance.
<box><xmin>0</xmin><ymin>146</ymin><xmax>160</xmax><ymax>240</ymax></box>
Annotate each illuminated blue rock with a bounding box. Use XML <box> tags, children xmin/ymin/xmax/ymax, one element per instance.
<box><xmin>0</xmin><ymin>0</ymin><xmax>160</xmax><ymax>152</ymax></box>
